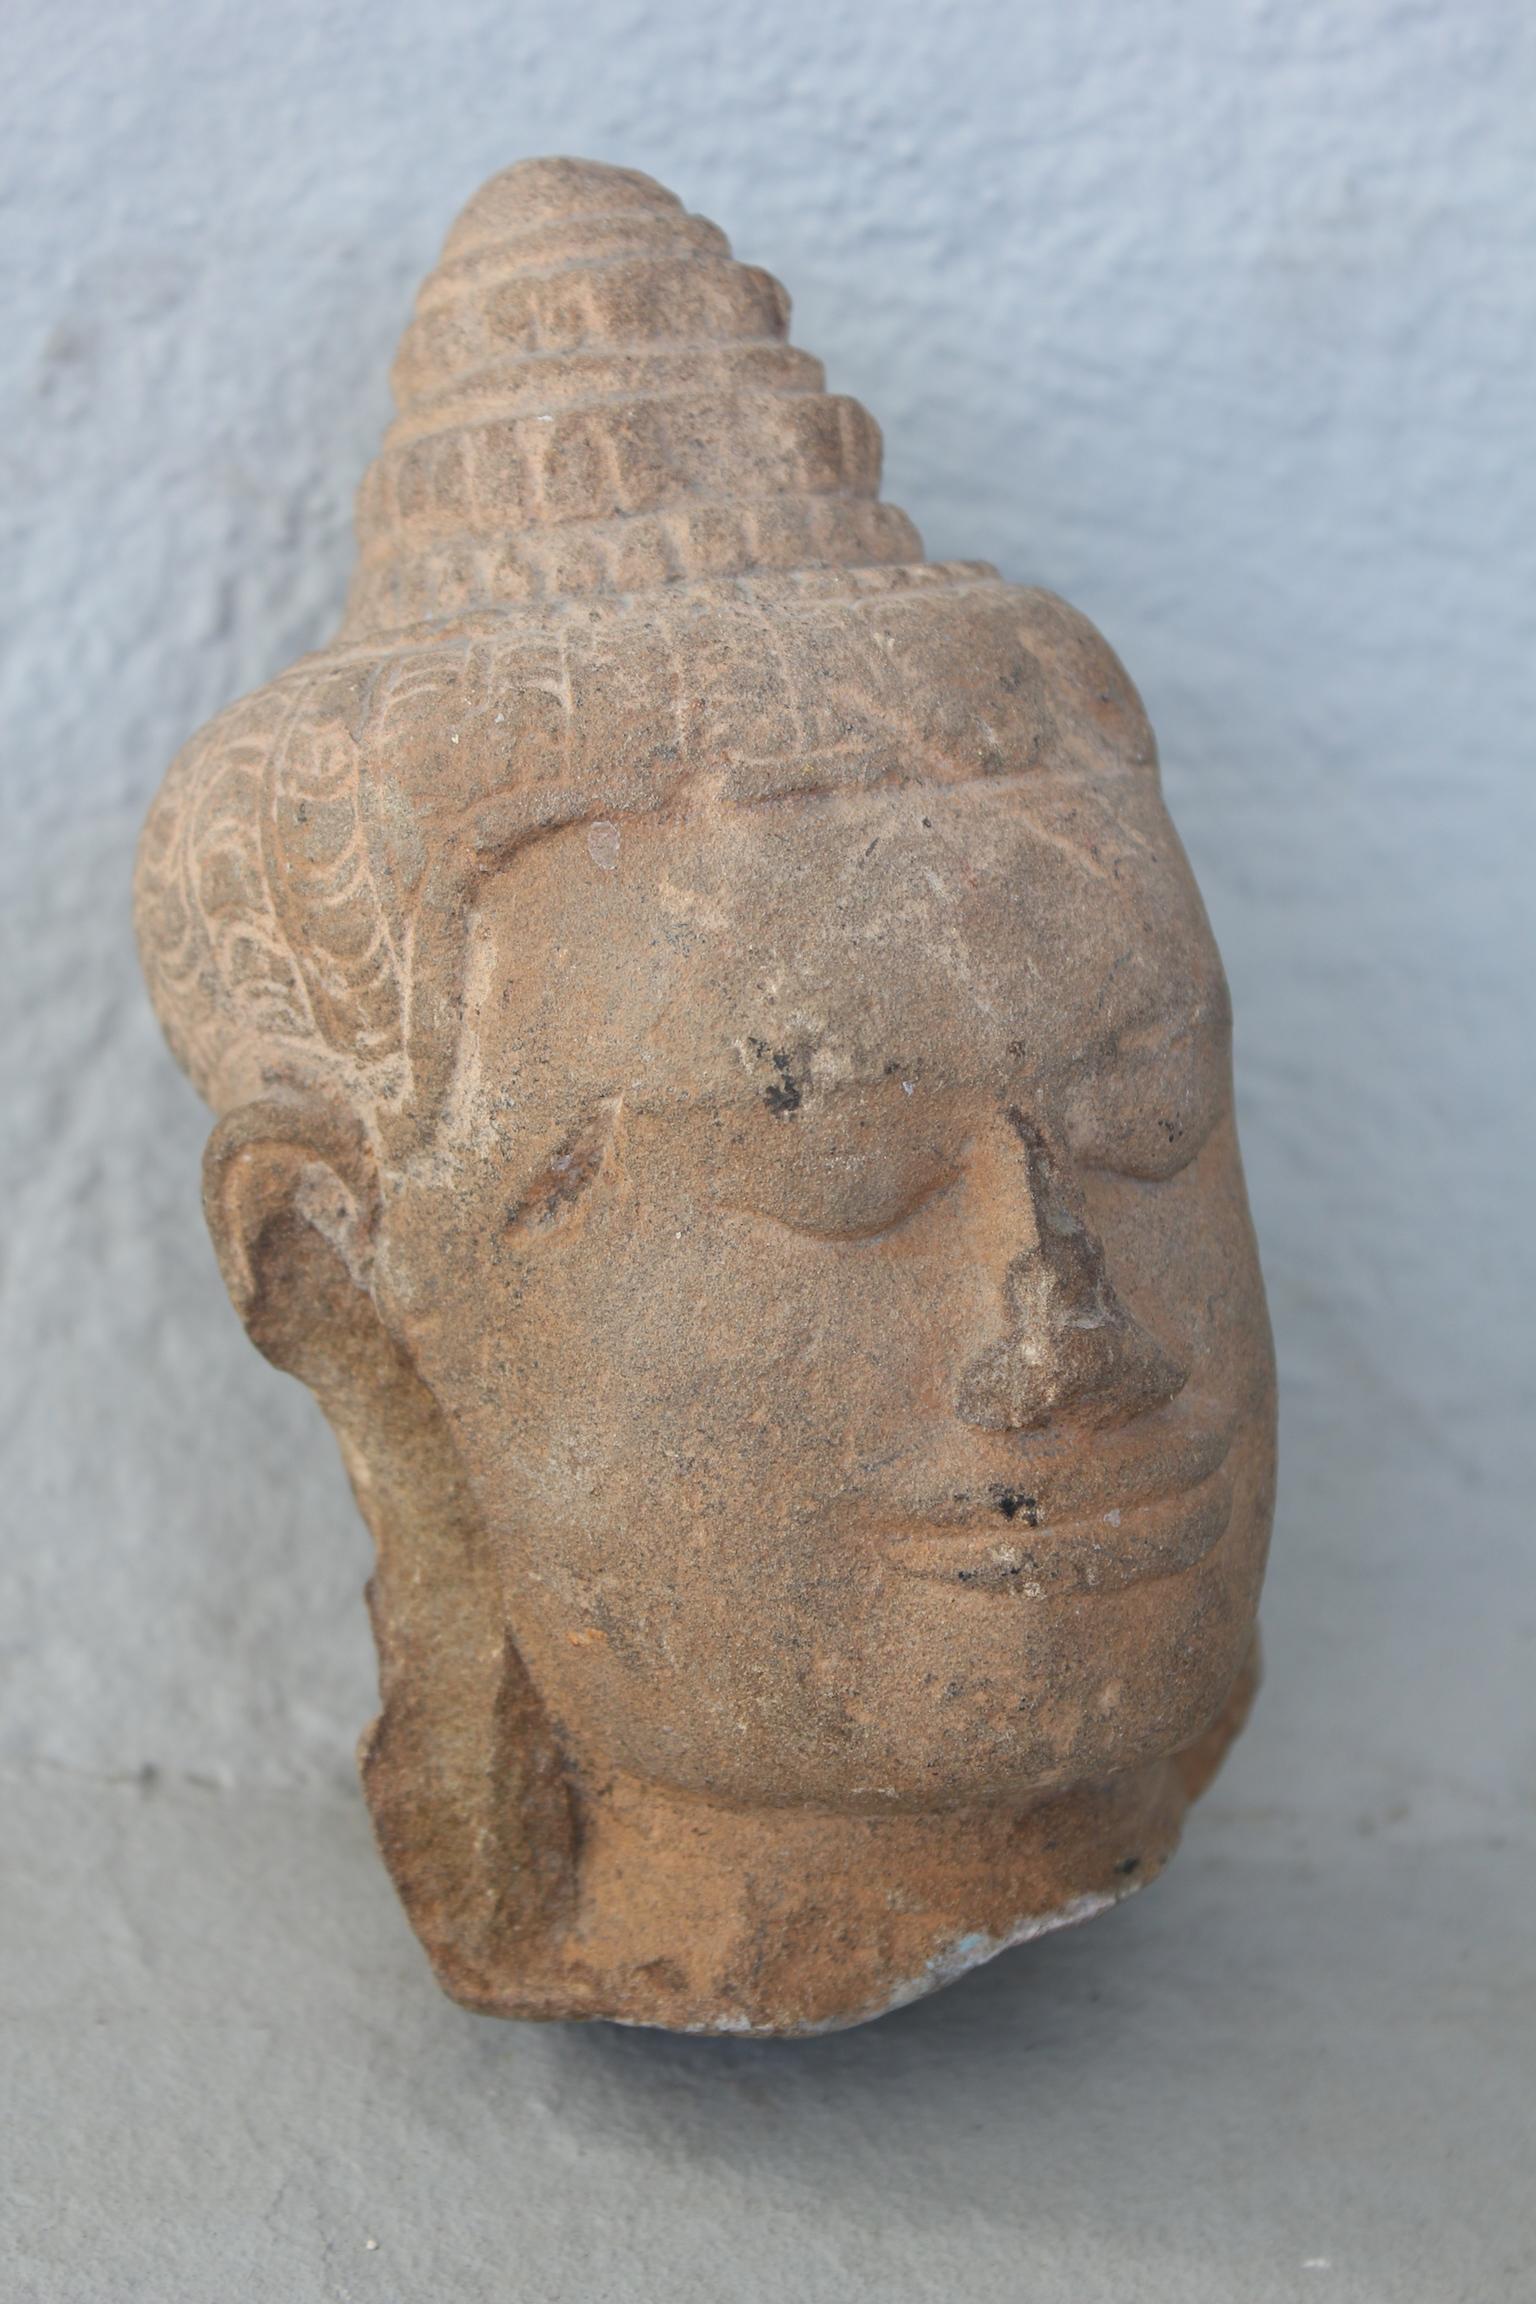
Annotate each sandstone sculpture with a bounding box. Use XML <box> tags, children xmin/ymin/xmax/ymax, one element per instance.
<box><xmin>135</xmin><ymin>158</ymin><xmax>1276</xmax><ymax>2034</ymax></box>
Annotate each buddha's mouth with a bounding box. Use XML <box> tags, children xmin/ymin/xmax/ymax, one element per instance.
<box><xmin>870</xmin><ymin>1412</ymin><xmax>1238</xmax><ymax>1594</ymax></box>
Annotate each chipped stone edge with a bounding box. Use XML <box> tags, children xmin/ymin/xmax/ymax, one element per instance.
<box><xmin>606</xmin><ymin>1882</ymin><xmax>1129</xmax><ymax>2039</ymax></box>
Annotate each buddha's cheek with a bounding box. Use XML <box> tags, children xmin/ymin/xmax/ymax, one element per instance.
<box><xmin>474</xmin><ymin>1191</ymin><xmax>980</xmax><ymax>1535</ymax></box>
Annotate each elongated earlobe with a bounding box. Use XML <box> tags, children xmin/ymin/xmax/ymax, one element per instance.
<box><xmin>201</xmin><ymin>1095</ymin><xmax>381</xmax><ymax>1386</ymax></box>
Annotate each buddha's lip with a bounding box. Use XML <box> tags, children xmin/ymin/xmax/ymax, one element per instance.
<box><xmin>877</xmin><ymin>1464</ymin><xmax>1233</xmax><ymax>1594</ymax></box>
<box><xmin>863</xmin><ymin>1414</ymin><xmax>1238</xmax><ymax>1594</ymax></box>
<box><xmin>866</xmin><ymin>1403</ymin><xmax>1233</xmax><ymax>1523</ymax></box>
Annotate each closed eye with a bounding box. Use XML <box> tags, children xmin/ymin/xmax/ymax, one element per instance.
<box><xmin>1069</xmin><ymin>1085</ymin><xmax>1227</xmax><ymax>1181</ymax></box>
<box><xmin>1061</xmin><ymin>1004</ymin><xmax>1231</xmax><ymax>1182</ymax></box>
<box><xmin>722</xmin><ymin>1160</ymin><xmax>962</xmax><ymax>1243</ymax></box>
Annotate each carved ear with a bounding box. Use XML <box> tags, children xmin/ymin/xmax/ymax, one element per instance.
<box><xmin>201</xmin><ymin>1095</ymin><xmax>385</xmax><ymax>1396</ymax></box>
<box><xmin>205</xmin><ymin>1095</ymin><xmax>581</xmax><ymax>1987</ymax></box>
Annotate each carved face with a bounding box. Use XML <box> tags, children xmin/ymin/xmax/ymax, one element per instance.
<box><xmin>373</xmin><ymin>761</ymin><xmax>1275</xmax><ymax>1813</ymax></box>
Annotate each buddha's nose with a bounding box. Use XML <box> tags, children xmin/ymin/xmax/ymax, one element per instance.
<box><xmin>954</xmin><ymin>1110</ymin><xmax>1187</xmax><ymax>1433</ymax></box>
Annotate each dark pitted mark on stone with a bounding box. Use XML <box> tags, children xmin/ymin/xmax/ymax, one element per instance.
<box><xmin>762</xmin><ymin>1046</ymin><xmax>805</xmax><ymax>1116</ymax></box>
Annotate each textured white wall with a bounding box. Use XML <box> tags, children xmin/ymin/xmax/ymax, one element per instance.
<box><xmin>4</xmin><ymin>5</ymin><xmax>1533</xmax><ymax>2298</ymax></box>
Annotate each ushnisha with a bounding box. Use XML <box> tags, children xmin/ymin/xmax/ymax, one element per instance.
<box><xmin>136</xmin><ymin>159</ymin><xmax>1275</xmax><ymax>2033</ymax></box>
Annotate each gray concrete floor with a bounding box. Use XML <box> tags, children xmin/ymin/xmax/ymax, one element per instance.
<box><xmin>7</xmin><ymin>1765</ymin><xmax>1529</xmax><ymax>2302</ymax></box>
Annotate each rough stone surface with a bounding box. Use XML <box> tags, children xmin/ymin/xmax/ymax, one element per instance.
<box><xmin>134</xmin><ymin>158</ymin><xmax>1277</xmax><ymax>2033</ymax></box>
<box><xmin>6</xmin><ymin>0</ymin><xmax>1534</xmax><ymax>2290</ymax></box>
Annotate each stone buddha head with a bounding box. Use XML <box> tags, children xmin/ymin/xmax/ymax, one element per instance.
<box><xmin>136</xmin><ymin>158</ymin><xmax>1275</xmax><ymax>2032</ymax></box>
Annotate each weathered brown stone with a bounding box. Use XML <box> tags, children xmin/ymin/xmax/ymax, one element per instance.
<box><xmin>135</xmin><ymin>157</ymin><xmax>1276</xmax><ymax>2033</ymax></box>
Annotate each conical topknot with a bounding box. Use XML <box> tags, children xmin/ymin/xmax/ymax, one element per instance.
<box><xmin>442</xmin><ymin>157</ymin><xmax>690</xmax><ymax>255</ymax></box>
<box><xmin>344</xmin><ymin>157</ymin><xmax>923</xmax><ymax>633</ymax></box>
